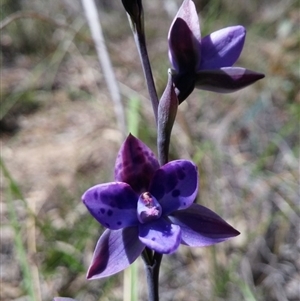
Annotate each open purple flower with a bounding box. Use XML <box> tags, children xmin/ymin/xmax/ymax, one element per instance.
<box><xmin>82</xmin><ymin>134</ymin><xmax>239</xmax><ymax>279</ymax></box>
<box><xmin>168</xmin><ymin>0</ymin><xmax>265</xmax><ymax>102</ymax></box>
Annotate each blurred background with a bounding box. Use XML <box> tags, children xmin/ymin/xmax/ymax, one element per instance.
<box><xmin>1</xmin><ymin>0</ymin><xmax>299</xmax><ymax>300</ymax></box>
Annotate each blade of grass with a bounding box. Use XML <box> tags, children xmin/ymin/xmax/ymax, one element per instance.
<box><xmin>1</xmin><ymin>157</ymin><xmax>37</xmax><ymax>301</ymax></box>
<box><xmin>126</xmin><ymin>96</ymin><xmax>140</xmax><ymax>137</ymax></box>
<box><xmin>236</xmin><ymin>279</ymin><xmax>258</xmax><ymax>301</ymax></box>
<box><xmin>123</xmin><ymin>260</ymin><xmax>139</xmax><ymax>301</ymax></box>
<box><xmin>81</xmin><ymin>0</ymin><xmax>126</xmax><ymax>139</ymax></box>
<box><xmin>0</xmin><ymin>18</ymin><xmax>84</xmax><ymax>121</ymax></box>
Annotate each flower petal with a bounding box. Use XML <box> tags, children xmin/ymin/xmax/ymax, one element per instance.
<box><xmin>137</xmin><ymin>192</ymin><xmax>162</xmax><ymax>223</ymax></box>
<box><xmin>173</xmin><ymin>0</ymin><xmax>201</xmax><ymax>42</ymax></box>
<box><xmin>138</xmin><ymin>218</ymin><xmax>181</xmax><ymax>254</ymax></box>
<box><xmin>149</xmin><ymin>160</ymin><xmax>198</xmax><ymax>215</ymax></box>
<box><xmin>168</xmin><ymin>18</ymin><xmax>200</xmax><ymax>73</ymax></box>
<box><xmin>114</xmin><ymin>134</ymin><xmax>159</xmax><ymax>194</ymax></box>
<box><xmin>169</xmin><ymin>204</ymin><xmax>240</xmax><ymax>247</ymax></box>
<box><xmin>200</xmin><ymin>26</ymin><xmax>246</xmax><ymax>70</ymax></box>
<box><xmin>195</xmin><ymin>67</ymin><xmax>265</xmax><ymax>93</ymax></box>
<box><xmin>171</xmin><ymin>71</ymin><xmax>195</xmax><ymax>103</ymax></box>
<box><xmin>82</xmin><ymin>182</ymin><xmax>139</xmax><ymax>229</ymax></box>
<box><xmin>168</xmin><ymin>0</ymin><xmax>200</xmax><ymax>72</ymax></box>
<box><xmin>87</xmin><ymin>228</ymin><xmax>144</xmax><ymax>279</ymax></box>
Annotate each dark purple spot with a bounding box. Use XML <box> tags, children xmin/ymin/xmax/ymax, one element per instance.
<box><xmin>93</xmin><ymin>191</ymin><xmax>98</xmax><ymax>200</ymax></box>
<box><xmin>107</xmin><ymin>209</ymin><xmax>113</xmax><ymax>216</ymax></box>
<box><xmin>100</xmin><ymin>208</ymin><xmax>105</xmax><ymax>214</ymax></box>
<box><xmin>172</xmin><ymin>189</ymin><xmax>180</xmax><ymax>197</ymax></box>
<box><xmin>133</xmin><ymin>154</ymin><xmax>144</xmax><ymax>164</ymax></box>
<box><xmin>105</xmin><ymin>223</ymin><xmax>110</xmax><ymax>227</ymax></box>
<box><xmin>117</xmin><ymin>221</ymin><xmax>122</xmax><ymax>226</ymax></box>
<box><xmin>151</xmin><ymin>237</ymin><xmax>156</xmax><ymax>241</ymax></box>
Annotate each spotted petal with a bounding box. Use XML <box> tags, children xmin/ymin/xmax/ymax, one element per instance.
<box><xmin>114</xmin><ymin>134</ymin><xmax>159</xmax><ymax>194</ymax></box>
<box><xmin>87</xmin><ymin>228</ymin><xmax>145</xmax><ymax>279</ymax></box>
<box><xmin>149</xmin><ymin>160</ymin><xmax>198</xmax><ymax>215</ymax></box>
<box><xmin>169</xmin><ymin>204</ymin><xmax>240</xmax><ymax>247</ymax></box>
<box><xmin>195</xmin><ymin>67</ymin><xmax>265</xmax><ymax>93</ymax></box>
<box><xmin>82</xmin><ymin>182</ymin><xmax>139</xmax><ymax>230</ymax></box>
<box><xmin>138</xmin><ymin>218</ymin><xmax>181</xmax><ymax>254</ymax></box>
<box><xmin>200</xmin><ymin>26</ymin><xmax>246</xmax><ymax>70</ymax></box>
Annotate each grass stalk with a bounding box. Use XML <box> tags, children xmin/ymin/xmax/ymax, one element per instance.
<box><xmin>1</xmin><ymin>157</ymin><xmax>37</xmax><ymax>300</ymax></box>
<box><xmin>81</xmin><ymin>0</ymin><xmax>127</xmax><ymax>139</ymax></box>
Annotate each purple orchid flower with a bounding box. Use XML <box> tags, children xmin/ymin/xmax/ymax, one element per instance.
<box><xmin>82</xmin><ymin>134</ymin><xmax>239</xmax><ymax>279</ymax></box>
<box><xmin>168</xmin><ymin>0</ymin><xmax>265</xmax><ymax>103</ymax></box>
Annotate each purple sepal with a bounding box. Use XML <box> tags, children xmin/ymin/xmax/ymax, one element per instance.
<box><xmin>200</xmin><ymin>26</ymin><xmax>246</xmax><ymax>70</ymax></box>
<box><xmin>195</xmin><ymin>67</ymin><xmax>265</xmax><ymax>93</ymax></box>
<box><xmin>169</xmin><ymin>17</ymin><xmax>200</xmax><ymax>73</ymax></box>
<box><xmin>149</xmin><ymin>160</ymin><xmax>198</xmax><ymax>215</ymax></box>
<box><xmin>138</xmin><ymin>218</ymin><xmax>181</xmax><ymax>254</ymax></box>
<box><xmin>82</xmin><ymin>182</ymin><xmax>139</xmax><ymax>230</ymax></box>
<box><xmin>114</xmin><ymin>134</ymin><xmax>160</xmax><ymax>194</ymax></box>
<box><xmin>169</xmin><ymin>204</ymin><xmax>240</xmax><ymax>247</ymax></box>
<box><xmin>172</xmin><ymin>71</ymin><xmax>196</xmax><ymax>103</ymax></box>
<box><xmin>172</xmin><ymin>0</ymin><xmax>200</xmax><ymax>41</ymax></box>
<box><xmin>168</xmin><ymin>0</ymin><xmax>200</xmax><ymax>72</ymax></box>
<box><xmin>87</xmin><ymin>228</ymin><xmax>145</xmax><ymax>279</ymax></box>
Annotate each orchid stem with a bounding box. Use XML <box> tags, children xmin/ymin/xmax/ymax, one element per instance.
<box><xmin>134</xmin><ymin>31</ymin><xmax>159</xmax><ymax>124</ymax></box>
<box><xmin>141</xmin><ymin>248</ymin><xmax>163</xmax><ymax>301</ymax></box>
